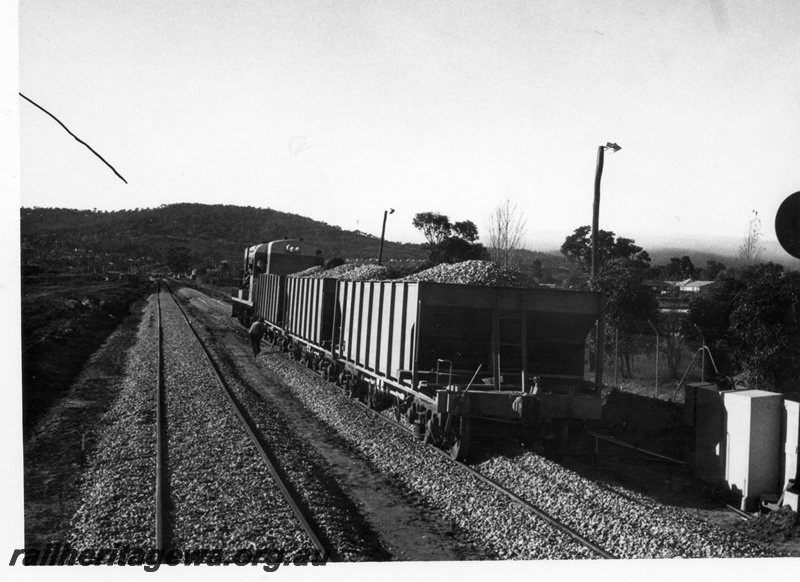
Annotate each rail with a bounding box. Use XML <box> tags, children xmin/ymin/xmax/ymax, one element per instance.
<box><xmin>588</xmin><ymin>430</ymin><xmax>685</xmax><ymax>466</ymax></box>
<box><xmin>722</xmin><ymin>501</ymin><xmax>753</xmax><ymax>521</ymax></box>
<box><xmin>157</xmin><ymin>280</ymin><xmax>327</xmax><ymax>555</ymax></box>
<box><xmin>351</xmin><ymin>399</ymin><xmax>617</xmax><ymax>559</ymax></box>
<box><xmin>155</xmin><ymin>281</ymin><xmax>167</xmax><ymax>549</ymax></box>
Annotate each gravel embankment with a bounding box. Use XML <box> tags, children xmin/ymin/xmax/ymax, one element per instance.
<box><xmin>475</xmin><ymin>452</ymin><xmax>776</xmax><ymax>558</ymax></box>
<box><xmin>258</xmin><ymin>355</ymin><xmax>595</xmax><ymax>559</ymax></box>
<box><xmin>68</xmin><ymin>300</ymin><xmax>159</xmax><ymax>548</ymax></box>
<box><xmin>259</xmin><ymin>348</ymin><xmax>781</xmax><ymax>559</ymax></box>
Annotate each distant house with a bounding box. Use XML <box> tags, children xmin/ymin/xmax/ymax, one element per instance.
<box><xmin>644</xmin><ymin>280</ymin><xmax>676</xmax><ymax>295</ymax></box>
<box><xmin>679</xmin><ymin>280</ymin><xmax>716</xmax><ymax>294</ymax></box>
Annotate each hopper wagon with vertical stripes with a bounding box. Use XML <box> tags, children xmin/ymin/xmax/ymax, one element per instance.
<box><xmin>231</xmin><ymin>240</ymin><xmax>603</xmax><ymax>461</ymax></box>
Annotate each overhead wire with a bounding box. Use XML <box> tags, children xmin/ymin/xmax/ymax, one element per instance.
<box><xmin>19</xmin><ymin>92</ymin><xmax>128</xmax><ymax>184</ymax></box>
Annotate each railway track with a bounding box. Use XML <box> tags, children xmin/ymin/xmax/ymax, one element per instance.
<box><xmin>155</xmin><ymin>280</ymin><xmax>327</xmax><ymax>558</ymax></box>
<box><xmin>354</xmin><ymin>400</ymin><xmax>618</xmax><ymax>559</ymax></box>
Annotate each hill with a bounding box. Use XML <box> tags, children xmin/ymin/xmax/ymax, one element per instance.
<box><xmin>22</xmin><ymin>203</ymin><xmax>795</xmax><ymax>283</ymax></box>
<box><xmin>20</xmin><ymin>204</ymin><xmax>428</xmax><ymax>276</ymax></box>
<box><xmin>645</xmin><ymin>248</ymin><xmax>737</xmax><ymax>269</ymax></box>
<box><xmin>645</xmin><ymin>243</ymin><xmax>799</xmax><ymax>272</ymax></box>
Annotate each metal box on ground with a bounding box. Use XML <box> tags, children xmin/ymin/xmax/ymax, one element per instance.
<box><xmin>684</xmin><ymin>382</ymin><xmax>720</xmax><ymax>427</ymax></box>
<box><xmin>723</xmin><ymin>390</ymin><xmax>783</xmax><ymax>510</ymax></box>
<box><xmin>687</xmin><ymin>383</ymin><xmax>727</xmax><ymax>486</ymax></box>
<box><xmin>782</xmin><ymin>395</ymin><xmax>800</xmax><ymax>490</ymax></box>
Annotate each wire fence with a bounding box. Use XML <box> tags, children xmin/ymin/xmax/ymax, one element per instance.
<box><xmin>585</xmin><ymin>327</ymin><xmax>727</xmax><ymax>403</ymax></box>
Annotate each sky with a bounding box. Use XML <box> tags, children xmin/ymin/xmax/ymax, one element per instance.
<box><xmin>14</xmin><ymin>0</ymin><xmax>800</xmax><ymax>253</ymax></box>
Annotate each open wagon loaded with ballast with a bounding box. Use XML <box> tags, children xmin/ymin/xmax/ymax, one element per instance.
<box><xmin>233</xmin><ymin>240</ymin><xmax>605</xmax><ymax>461</ymax></box>
<box><xmin>323</xmin><ymin>280</ymin><xmax>604</xmax><ymax>460</ymax></box>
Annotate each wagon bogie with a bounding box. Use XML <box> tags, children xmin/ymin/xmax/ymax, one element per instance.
<box><xmin>366</xmin><ymin>380</ymin><xmax>394</xmax><ymax>412</ymax></box>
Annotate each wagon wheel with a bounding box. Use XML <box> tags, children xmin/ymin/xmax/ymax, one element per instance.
<box><xmin>348</xmin><ymin>375</ymin><xmax>364</xmax><ymax>400</ymax></box>
<box><xmin>393</xmin><ymin>395</ymin><xmax>402</xmax><ymax>423</ymax></box>
<box><xmin>423</xmin><ymin>415</ymin><xmax>441</xmax><ymax>446</ymax></box>
<box><xmin>520</xmin><ymin>421</ymin><xmax>537</xmax><ymax>449</ymax></box>
<box><xmin>348</xmin><ymin>379</ymin><xmax>359</xmax><ymax>399</ymax></box>
<box><xmin>543</xmin><ymin>419</ymin><xmax>569</xmax><ymax>461</ymax></box>
<box><xmin>445</xmin><ymin>416</ymin><xmax>471</xmax><ymax>462</ymax></box>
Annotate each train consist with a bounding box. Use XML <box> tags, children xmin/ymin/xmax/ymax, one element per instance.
<box><xmin>231</xmin><ymin>239</ymin><xmax>604</xmax><ymax>460</ymax></box>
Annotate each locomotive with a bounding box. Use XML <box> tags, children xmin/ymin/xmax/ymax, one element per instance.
<box><xmin>231</xmin><ymin>240</ymin><xmax>604</xmax><ymax>460</ymax></box>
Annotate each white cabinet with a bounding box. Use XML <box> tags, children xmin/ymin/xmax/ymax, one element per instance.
<box><xmin>723</xmin><ymin>390</ymin><xmax>782</xmax><ymax>505</ymax></box>
<box><xmin>783</xmin><ymin>397</ymin><xmax>800</xmax><ymax>489</ymax></box>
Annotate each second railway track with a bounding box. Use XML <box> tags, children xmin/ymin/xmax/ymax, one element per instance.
<box><xmin>362</xmin><ymin>401</ymin><xmax>617</xmax><ymax>559</ymax></box>
<box><xmin>155</xmin><ymin>281</ymin><xmax>327</xmax><ymax>560</ymax></box>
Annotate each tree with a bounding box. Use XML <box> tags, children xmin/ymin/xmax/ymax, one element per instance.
<box><xmin>689</xmin><ymin>263</ymin><xmax>800</xmax><ymax>391</ymax></box>
<box><xmin>560</xmin><ymin>226</ymin><xmax>651</xmax><ymax>283</ymax></box>
<box><xmin>161</xmin><ymin>246</ymin><xmax>193</xmax><ymax>274</ymax></box>
<box><xmin>560</xmin><ymin>227</ymin><xmax>655</xmax><ymax>376</ymax></box>
<box><xmin>664</xmin><ymin>256</ymin><xmax>696</xmax><ymax>281</ymax></box>
<box><xmin>435</xmin><ymin>236</ymin><xmax>487</xmax><ymax>264</ymax></box>
<box><xmin>412</xmin><ymin>212</ymin><xmax>452</xmax><ymax>247</ymax></box>
<box><xmin>452</xmin><ymin>220</ymin><xmax>479</xmax><ymax>243</ymax></box>
<box><xmin>595</xmin><ymin>267</ymin><xmax>659</xmax><ymax>378</ymax></box>
<box><xmin>658</xmin><ymin>311</ymin><xmax>691</xmax><ymax>379</ymax></box>
<box><xmin>703</xmin><ymin>260</ymin><xmax>727</xmax><ymax>280</ymax></box>
<box><xmin>412</xmin><ymin>212</ymin><xmax>485</xmax><ymax>264</ymax></box>
<box><xmin>486</xmin><ymin>196</ymin><xmax>527</xmax><ymax>268</ymax></box>
<box><xmin>737</xmin><ymin>210</ymin><xmax>765</xmax><ymax>266</ymax></box>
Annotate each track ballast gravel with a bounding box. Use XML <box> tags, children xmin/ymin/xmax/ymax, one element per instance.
<box><xmin>474</xmin><ymin>451</ymin><xmax>776</xmax><ymax>558</ymax></box>
<box><xmin>68</xmin><ymin>284</ymin><xmax>780</xmax><ymax>561</ymax></box>
<box><xmin>68</xmin><ymin>291</ymin><xmax>319</xmax><ymax>560</ymax></box>
<box><xmin>259</xmin><ymin>355</ymin><xmax>594</xmax><ymax>559</ymax></box>
<box><xmin>68</xmin><ymin>300</ymin><xmax>159</xmax><ymax>548</ymax></box>
<box><xmin>159</xmin><ymin>292</ymin><xmax>314</xmax><ymax>556</ymax></box>
<box><xmin>259</xmin><ymin>350</ymin><xmax>778</xmax><ymax>559</ymax></box>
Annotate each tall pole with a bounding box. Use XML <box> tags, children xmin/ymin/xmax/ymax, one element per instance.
<box><xmin>592</xmin><ymin>145</ymin><xmax>606</xmax><ymax>392</ymax></box>
<box><xmin>378</xmin><ymin>209</ymin><xmax>393</xmax><ymax>265</ymax></box>
<box><xmin>378</xmin><ymin>210</ymin><xmax>387</xmax><ymax>265</ymax></box>
<box><xmin>592</xmin><ymin>145</ymin><xmax>605</xmax><ymax>281</ymax></box>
